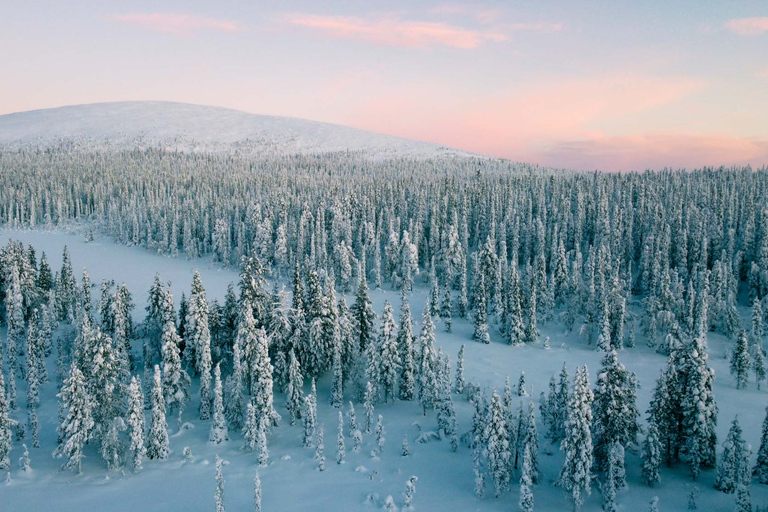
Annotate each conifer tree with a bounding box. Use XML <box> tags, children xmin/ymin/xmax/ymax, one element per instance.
<box><xmin>188</xmin><ymin>271</ymin><xmax>213</xmax><ymax>418</ymax></box>
<box><xmin>485</xmin><ymin>389</ymin><xmax>511</xmax><ymax>497</ymax></box>
<box><xmin>417</xmin><ymin>308</ymin><xmax>438</xmax><ymax>415</ymax></box>
<box><xmin>147</xmin><ymin>365</ymin><xmax>170</xmax><ymax>460</ymax></box>
<box><xmin>716</xmin><ymin>416</ymin><xmax>750</xmax><ymax>493</ymax></box>
<box><xmin>375</xmin><ymin>413</ymin><xmax>385</xmax><ymax>455</ymax></box>
<box><xmin>286</xmin><ymin>350</ymin><xmax>304</xmax><ymax>425</ymax></box>
<box><xmin>215</xmin><ymin>454</ymin><xmax>225</xmax><ymax>512</ymax></box>
<box><xmin>681</xmin><ymin>335</ymin><xmax>717</xmax><ymax>479</ymax></box>
<box><xmin>224</xmin><ymin>339</ymin><xmax>245</xmax><ymax>430</ymax></box>
<box><xmin>243</xmin><ymin>400</ymin><xmax>259</xmax><ymax>452</ymax></box>
<box><xmin>524</xmin><ymin>281</ymin><xmax>539</xmax><ymax>344</ymax></box>
<box><xmin>519</xmin><ymin>442</ymin><xmax>535</xmax><ymax>512</ymax></box>
<box><xmin>250</xmin><ymin>327</ymin><xmax>280</xmax><ymax>427</ymax></box>
<box><xmin>54</xmin><ymin>364</ymin><xmax>94</xmax><ymax>473</ymax></box>
<box><xmin>303</xmin><ymin>380</ymin><xmax>317</xmax><ymax>448</ymax></box>
<box><xmin>127</xmin><ymin>376</ymin><xmax>146</xmax><ymax>473</ymax></box>
<box><xmin>641</xmin><ymin>420</ymin><xmax>662</xmax><ymax>487</ymax></box>
<box><xmin>559</xmin><ymin>365</ymin><xmax>594</xmax><ymax>511</ymax></box>
<box><xmin>257</xmin><ymin>417</ymin><xmax>269</xmax><ymax>467</ymax></box>
<box><xmin>0</xmin><ymin>372</ymin><xmax>12</xmax><ymax>470</ymax></box>
<box><xmin>473</xmin><ymin>271</ymin><xmax>490</xmax><ymax>344</ymax></box>
<box><xmin>397</xmin><ymin>291</ymin><xmax>416</xmax><ymax>401</ymax></box>
<box><xmin>731</xmin><ymin>330</ymin><xmax>751</xmax><ymax>390</ymax></box>
<box><xmin>753</xmin><ymin>404</ymin><xmax>768</xmax><ymax>483</ymax></box>
<box><xmin>378</xmin><ymin>301</ymin><xmax>401</xmax><ymax>403</ymax></box>
<box><xmin>315</xmin><ymin>423</ymin><xmax>325</xmax><ymax>471</ymax></box>
<box><xmin>209</xmin><ymin>363</ymin><xmax>228</xmax><ymax>444</ymax></box>
<box><xmin>364</xmin><ymin>381</ymin><xmax>375</xmax><ymax>434</ymax></box>
<box><xmin>403</xmin><ymin>475</ymin><xmax>418</xmax><ymax>509</ymax></box>
<box><xmin>347</xmin><ymin>401</ymin><xmax>358</xmax><ymax>435</ymax></box>
<box><xmin>735</xmin><ymin>484</ymin><xmax>751</xmax><ymax>512</ymax></box>
<box><xmin>454</xmin><ymin>344</ymin><xmax>465</xmax><ymax>394</ymax></box>
<box><xmin>592</xmin><ymin>350</ymin><xmax>640</xmax><ymax>470</ymax></box>
<box><xmin>351</xmin><ymin>267</ymin><xmax>376</xmax><ymax>352</ymax></box>
<box><xmin>331</xmin><ymin>334</ymin><xmax>344</xmax><ymax>408</ymax></box>
<box><xmin>337</xmin><ymin>411</ymin><xmax>346</xmax><ymax>464</ymax></box>
<box><xmin>161</xmin><ymin>318</ymin><xmax>190</xmax><ymax>416</ymax></box>
<box><xmin>254</xmin><ymin>471</ymin><xmax>262</xmax><ymax>512</ymax></box>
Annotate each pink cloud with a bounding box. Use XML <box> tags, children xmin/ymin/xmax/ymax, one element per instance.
<box><xmin>337</xmin><ymin>73</ymin><xmax>768</xmax><ymax>171</ymax></box>
<box><xmin>110</xmin><ymin>13</ymin><xmax>243</xmax><ymax>36</ymax></box>
<box><xmin>281</xmin><ymin>13</ymin><xmax>507</xmax><ymax>49</ymax></box>
<box><xmin>725</xmin><ymin>17</ymin><xmax>768</xmax><ymax>36</ymax></box>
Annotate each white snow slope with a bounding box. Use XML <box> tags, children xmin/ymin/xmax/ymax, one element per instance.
<box><xmin>0</xmin><ymin>102</ymin><xmax>473</xmax><ymax>159</ymax></box>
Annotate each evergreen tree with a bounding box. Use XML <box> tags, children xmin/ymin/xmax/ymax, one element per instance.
<box><xmin>147</xmin><ymin>365</ymin><xmax>170</xmax><ymax>460</ymax></box>
<box><xmin>681</xmin><ymin>335</ymin><xmax>717</xmax><ymax>479</ymax></box>
<box><xmin>731</xmin><ymin>330</ymin><xmax>751</xmax><ymax>390</ymax></box>
<box><xmin>455</xmin><ymin>344</ymin><xmax>465</xmax><ymax>394</ymax></box>
<box><xmin>188</xmin><ymin>271</ymin><xmax>213</xmax><ymax>418</ymax></box>
<box><xmin>519</xmin><ymin>442</ymin><xmax>535</xmax><ymax>512</ymax></box>
<box><xmin>250</xmin><ymin>327</ymin><xmax>280</xmax><ymax>427</ymax></box>
<box><xmin>316</xmin><ymin>423</ymin><xmax>325</xmax><ymax>470</ymax></box>
<box><xmin>215</xmin><ymin>454</ymin><xmax>226</xmax><ymax>512</ymax></box>
<box><xmin>716</xmin><ymin>416</ymin><xmax>751</xmax><ymax>494</ymax></box>
<box><xmin>351</xmin><ymin>267</ymin><xmax>376</xmax><ymax>352</ymax></box>
<box><xmin>641</xmin><ymin>420</ymin><xmax>662</xmax><ymax>487</ymax></box>
<box><xmin>127</xmin><ymin>376</ymin><xmax>146</xmax><ymax>473</ymax></box>
<box><xmin>243</xmin><ymin>400</ymin><xmax>259</xmax><ymax>452</ymax></box>
<box><xmin>224</xmin><ymin>338</ymin><xmax>245</xmax><ymax>430</ymax></box>
<box><xmin>473</xmin><ymin>269</ymin><xmax>490</xmax><ymax>344</ymax></box>
<box><xmin>0</xmin><ymin>372</ymin><xmax>12</xmax><ymax>470</ymax></box>
<box><xmin>735</xmin><ymin>484</ymin><xmax>752</xmax><ymax>512</ymax></box>
<box><xmin>397</xmin><ymin>291</ymin><xmax>416</xmax><ymax>401</ymax></box>
<box><xmin>378</xmin><ymin>301</ymin><xmax>401</xmax><ymax>403</ymax></box>
<box><xmin>54</xmin><ymin>364</ymin><xmax>94</xmax><ymax>473</ymax></box>
<box><xmin>364</xmin><ymin>381</ymin><xmax>375</xmax><ymax>434</ymax></box>
<box><xmin>161</xmin><ymin>318</ymin><xmax>191</xmax><ymax>416</ymax></box>
<box><xmin>417</xmin><ymin>308</ymin><xmax>438</xmax><ymax>415</ymax></box>
<box><xmin>286</xmin><ymin>350</ymin><xmax>304</xmax><ymax>425</ymax></box>
<box><xmin>403</xmin><ymin>475</ymin><xmax>418</xmax><ymax>509</ymax></box>
<box><xmin>303</xmin><ymin>380</ymin><xmax>317</xmax><ymax>448</ymax></box>
<box><xmin>753</xmin><ymin>404</ymin><xmax>768</xmax><ymax>483</ymax></box>
<box><xmin>331</xmin><ymin>333</ymin><xmax>344</xmax><ymax>408</ymax></box>
<box><xmin>592</xmin><ymin>350</ymin><xmax>640</xmax><ymax>470</ymax></box>
<box><xmin>337</xmin><ymin>411</ymin><xmax>346</xmax><ymax>464</ymax></box>
<box><xmin>254</xmin><ymin>470</ymin><xmax>262</xmax><ymax>512</ymax></box>
<box><xmin>209</xmin><ymin>363</ymin><xmax>229</xmax><ymax>444</ymax></box>
<box><xmin>559</xmin><ymin>365</ymin><xmax>594</xmax><ymax>511</ymax></box>
<box><xmin>524</xmin><ymin>281</ymin><xmax>539</xmax><ymax>344</ymax></box>
<box><xmin>485</xmin><ymin>389</ymin><xmax>511</xmax><ymax>497</ymax></box>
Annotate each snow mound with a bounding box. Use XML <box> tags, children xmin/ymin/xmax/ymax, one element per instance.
<box><xmin>0</xmin><ymin>101</ymin><xmax>475</xmax><ymax>159</ymax></box>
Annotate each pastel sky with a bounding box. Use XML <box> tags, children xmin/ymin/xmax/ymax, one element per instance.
<box><xmin>1</xmin><ymin>1</ymin><xmax>767</xmax><ymax>171</ymax></box>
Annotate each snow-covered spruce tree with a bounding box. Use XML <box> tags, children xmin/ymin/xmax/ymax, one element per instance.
<box><xmin>602</xmin><ymin>442</ymin><xmax>618</xmax><ymax>512</ymax></box>
<box><xmin>715</xmin><ymin>416</ymin><xmax>751</xmax><ymax>493</ymax></box>
<box><xmin>735</xmin><ymin>483</ymin><xmax>752</xmax><ymax>512</ymax></box>
<box><xmin>731</xmin><ymin>329</ymin><xmax>751</xmax><ymax>390</ymax></box>
<box><xmin>592</xmin><ymin>350</ymin><xmax>639</xmax><ymax>470</ymax></box>
<box><xmin>254</xmin><ymin>470</ymin><xmax>262</xmax><ymax>512</ymax></box>
<box><xmin>286</xmin><ymin>350</ymin><xmax>304</xmax><ymax>425</ymax></box>
<box><xmin>187</xmin><ymin>271</ymin><xmax>213</xmax><ymax>419</ymax></box>
<box><xmin>147</xmin><ymin>365</ymin><xmax>170</xmax><ymax>460</ymax></box>
<box><xmin>522</xmin><ymin>400</ymin><xmax>540</xmax><ymax>484</ymax></box>
<box><xmin>224</xmin><ymin>338</ymin><xmax>245</xmax><ymax>430</ymax></box>
<box><xmin>524</xmin><ymin>280</ymin><xmax>539</xmax><ymax>345</ymax></box>
<box><xmin>472</xmin><ymin>271</ymin><xmax>490</xmax><ymax>344</ymax></box>
<box><xmin>364</xmin><ymin>381</ymin><xmax>375</xmax><ymax>434</ymax></box>
<box><xmin>54</xmin><ymin>363</ymin><xmax>94</xmax><ymax>473</ymax></box>
<box><xmin>0</xmin><ymin>372</ymin><xmax>12</xmax><ymax>470</ymax></box>
<box><xmin>518</xmin><ymin>371</ymin><xmax>527</xmax><ymax>397</ymax></box>
<box><xmin>303</xmin><ymin>380</ymin><xmax>317</xmax><ymax>448</ymax></box>
<box><xmin>5</xmin><ymin>265</ymin><xmax>24</xmax><ymax>410</ymax></box>
<box><xmin>127</xmin><ymin>376</ymin><xmax>146</xmax><ymax>473</ymax></box>
<box><xmin>378</xmin><ymin>301</ymin><xmax>401</xmax><ymax>403</ymax></box>
<box><xmin>417</xmin><ymin>307</ymin><xmax>438</xmax><ymax>415</ymax></box>
<box><xmin>403</xmin><ymin>475</ymin><xmax>418</xmax><ymax>509</ymax></box>
<box><xmin>347</xmin><ymin>401</ymin><xmax>358</xmax><ymax>435</ymax></box>
<box><xmin>316</xmin><ymin>423</ymin><xmax>325</xmax><ymax>471</ymax></box>
<box><xmin>519</xmin><ymin>442</ymin><xmax>535</xmax><ymax>512</ymax></box>
<box><xmin>641</xmin><ymin>419</ymin><xmax>662</xmax><ymax>487</ymax></box>
<box><xmin>681</xmin><ymin>335</ymin><xmax>718</xmax><ymax>479</ymax></box>
<box><xmin>397</xmin><ymin>291</ymin><xmax>416</xmax><ymax>401</ymax></box>
<box><xmin>559</xmin><ymin>365</ymin><xmax>594</xmax><ymax>511</ymax></box>
<box><xmin>209</xmin><ymin>363</ymin><xmax>229</xmax><ymax>444</ymax></box>
<box><xmin>161</xmin><ymin>317</ymin><xmax>191</xmax><ymax>417</ymax></box>
<box><xmin>243</xmin><ymin>400</ymin><xmax>258</xmax><ymax>452</ymax></box>
<box><xmin>484</xmin><ymin>389</ymin><xmax>511</xmax><ymax>497</ymax></box>
<box><xmin>375</xmin><ymin>413</ymin><xmax>386</xmax><ymax>455</ymax></box>
<box><xmin>337</xmin><ymin>411</ymin><xmax>345</xmax><ymax>464</ymax></box>
<box><xmin>215</xmin><ymin>454</ymin><xmax>225</xmax><ymax>512</ymax></box>
<box><xmin>754</xmin><ymin>404</ymin><xmax>768</xmax><ymax>483</ymax></box>
<box><xmin>331</xmin><ymin>332</ymin><xmax>344</xmax><ymax>408</ymax></box>
<box><xmin>441</xmin><ymin>281</ymin><xmax>453</xmax><ymax>332</ymax></box>
<box><xmin>251</xmin><ymin>326</ymin><xmax>280</xmax><ymax>427</ymax></box>
<box><xmin>257</xmin><ymin>417</ymin><xmax>269</xmax><ymax>467</ymax></box>
<box><xmin>351</xmin><ymin>265</ymin><xmax>376</xmax><ymax>352</ymax></box>
<box><xmin>753</xmin><ymin>336</ymin><xmax>766</xmax><ymax>390</ymax></box>
<box><xmin>454</xmin><ymin>344</ymin><xmax>465</xmax><ymax>394</ymax></box>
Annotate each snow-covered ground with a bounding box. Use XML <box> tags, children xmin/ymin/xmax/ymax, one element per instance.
<box><xmin>0</xmin><ymin>102</ymin><xmax>474</xmax><ymax>159</ymax></box>
<box><xmin>1</xmin><ymin>228</ymin><xmax>766</xmax><ymax>511</ymax></box>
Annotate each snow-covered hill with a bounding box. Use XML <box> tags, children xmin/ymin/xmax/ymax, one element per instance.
<box><xmin>0</xmin><ymin>101</ymin><xmax>472</xmax><ymax>158</ymax></box>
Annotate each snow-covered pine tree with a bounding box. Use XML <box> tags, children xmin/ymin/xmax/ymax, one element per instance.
<box><xmin>417</xmin><ymin>307</ymin><xmax>438</xmax><ymax>415</ymax></box>
<box><xmin>375</xmin><ymin>414</ymin><xmax>385</xmax><ymax>455</ymax></box>
<box><xmin>754</xmin><ymin>404</ymin><xmax>768</xmax><ymax>483</ymax></box>
<box><xmin>351</xmin><ymin>265</ymin><xmax>376</xmax><ymax>352</ymax></box>
<box><xmin>254</xmin><ymin>470</ymin><xmax>262</xmax><ymax>512</ymax></box>
<box><xmin>681</xmin><ymin>335</ymin><xmax>717</xmax><ymax>479</ymax></box>
<box><xmin>559</xmin><ymin>365</ymin><xmax>594</xmax><ymax>511</ymax></box>
<box><xmin>257</xmin><ymin>417</ymin><xmax>269</xmax><ymax>467</ymax></box>
<box><xmin>250</xmin><ymin>327</ymin><xmax>280</xmax><ymax>427</ymax></box>
<box><xmin>0</xmin><ymin>372</ymin><xmax>12</xmax><ymax>470</ymax></box>
<box><xmin>715</xmin><ymin>416</ymin><xmax>751</xmax><ymax>493</ymax></box>
<box><xmin>303</xmin><ymin>380</ymin><xmax>317</xmax><ymax>448</ymax></box>
<box><xmin>224</xmin><ymin>338</ymin><xmax>245</xmax><ymax>430</ymax></box>
<box><xmin>731</xmin><ymin>330</ymin><xmax>751</xmax><ymax>390</ymax></box>
<box><xmin>378</xmin><ymin>301</ymin><xmax>401</xmax><ymax>403</ymax></box>
<box><xmin>337</xmin><ymin>411</ymin><xmax>345</xmax><ymax>464</ymax></box>
<box><xmin>364</xmin><ymin>381</ymin><xmax>375</xmax><ymax>434</ymax></box>
<box><xmin>315</xmin><ymin>423</ymin><xmax>325</xmax><ymax>471</ymax></box>
<box><xmin>286</xmin><ymin>350</ymin><xmax>304</xmax><ymax>425</ymax></box>
<box><xmin>209</xmin><ymin>363</ymin><xmax>229</xmax><ymax>444</ymax></box>
<box><xmin>161</xmin><ymin>317</ymin><xmax>191</xmax><ymax>417</ymax></box>
<box><xmin>523</xmin><ymin>400</ymin><xmax>540</xmax><ymax>484</ymax></box>
<box><xmin>472</xmin><ymin>271</ymin><xmax>490</xmax><ymax>344</ymax></box>
<box><xmin>147</xmin><ymin>365</ymin><xmax>170</xmax><ymax>460</ymax></box>
<box><xmin>187</xmin><ymin>271</ymin><xmax>213</xmax><ymax>419</ymax></box>
<box><xmin>454</xmin><ymin>344</ymin><xmax>465</xmax><ymax>394</ymax></box>
<box><xmin>331</xmin><ymin>332</ymin><xmax>344</xmax><ymax>408</ymax></box>
<box><xmin>592</xmin><ymin>350</ymin><xmax>640</xmax><ymax>470</ymax></box>
<box><xmin>641</xmin><ymin>420</ymin><xmax>662</xmax><ymax>486</ymax></box>
<box><xmin>54</xmin><ymin>363</ymin><xmax>94</xmax><ymax>473</ymax></box>
<box><xmin>397</xmin><ymin>291</ymin><xmax>416</xmax><ymax>401</ymax></box>
<box><xmin>215</xmin><ymin>454</ymin><xmax>225</xmax><ymax>512</ymax></box>
<box><xmin>127</xmin><ymin>376</ymin><xmax>146</xmax><ymax>473</ymax></box>
<box><xmin>403</xmin><ymin>475</ymin><xmax>418</xmax><ymax>509</ymax></box>
<box><xmin>484</xmin><ymin>389</ymin><xmax>511</xmax><ymax>497</ymax></box>
<box><xmin>519</xmin><ymin>442</ymin><xmax>534</xmax><ymax>512</ymax></box>
<box><xmin>243</xmin><ymin>400</ymin><xmax>258</xmax><ymax>452</ymax></box>
<box><xmin>735</xmin><ymin>484</ymin><xmax>752</xmax><ymax>512</ymax></box>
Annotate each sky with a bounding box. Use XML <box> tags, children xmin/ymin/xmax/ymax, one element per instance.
<box><xmin>1</xmin><ymin>1</ymin><xmax>767</xmax><ymax>171</ymax></box>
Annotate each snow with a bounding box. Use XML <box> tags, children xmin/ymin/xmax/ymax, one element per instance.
<box><xmin>0</xmin><ymin>102</ymin><xmax>474</xmax><ymax>159</ymax></box>
<box><xmin>1</xmin><ymin>227</ymin><xmax>767</xmax><ymax>511</ymax></box>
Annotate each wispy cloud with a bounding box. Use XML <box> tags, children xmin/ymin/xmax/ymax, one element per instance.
<box><xmin>110</xmin><ymin>13</ymin><xmax>243</xmax><ymax>36</ymax></box>
<box><xmin>725</xmin><ymin>17</ymin><xmax>768</xmax><ymax>36</ymax></box>
<box><xmin>281</xmin><ymin>13</ymin><xmax>507</xmax><ymax>49</ymax></box>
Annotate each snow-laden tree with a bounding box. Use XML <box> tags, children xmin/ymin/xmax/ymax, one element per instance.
<box><xmin>187</xmin><ymin>271</ymin><xmax>213</xmax><ymax>419</ymax></box>
<box><xmin>127</xmin><ymin>376</ymin><xmax>146</xmax><ymax>473</ymax></box>
<box><xmin>214</xmin><ymin>454</ymin><xmax>226</xmax><ymax>512</ymax></box>
<box><xmin>286</xmin><ymin>350</ymin><xmax>304</xmax><ymax>425</ymax></box>
<box><xmin>0</xmin><ymin>372</ymin><xmax>13</xmax><ymax>470</ymax></box>
<box><xmin>378</xmin><ymin>301</ymin><xmax>401</xmax><ymax>403</ymax></box>
<box><xmin>641</xmin><ymin>420</ymin><xmax>662</xmax><ymax>487</ymax></box>
<box><xmin>209</xmin><ymin>363</ymin><xmax>229</xmax><ymax>444</ymax></box>
<box><xmin>715</xmin><ymin>416</ymin><xmax>751</xmax><ymax>493</ymax></box>
<box><xmin>336</xmin><ymin>411</ymin><xmax>346</xmax><ymax>464</ymax></box>
<box><xmin>54</xmin><ymin>363</ymin><xmax>94</xmax><ymax>473</ymax></box>
<box><xmin>161</xmin><ymin>317</ymin><xmax>190</xmax><ymax>416</ymax></box>
<box><xmin>484</xmin><ymin>389</ymin><xmax>511</xmax><ymax>497</ymax></box>
<box><xmin>147</xmin><ymin>365</ymin><xmax>170</xmax><ymax>460</ymax></box>
<box><xmin>730</xmin><ymin>330</ymin><xmax>751</xmax><ymax>390</ymax></box>
<box><xmin>559</xmin><ymin>365</ymin><xmax>594</xmax><ymax>511</ymax></box>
